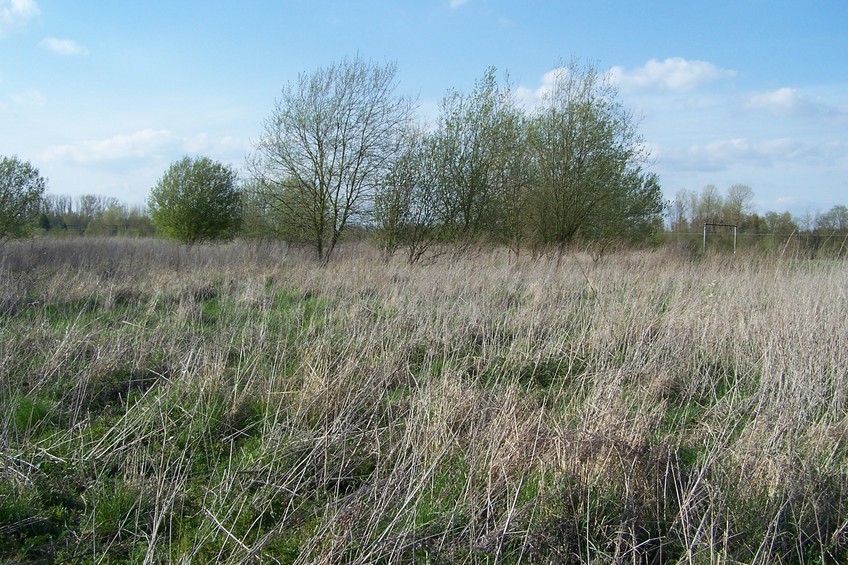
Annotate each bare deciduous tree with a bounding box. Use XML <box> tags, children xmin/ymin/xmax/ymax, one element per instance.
<box><xmin>248</xmin><ymin>57</ymin><xmax>414</xmax><ymax>263</ymax></box>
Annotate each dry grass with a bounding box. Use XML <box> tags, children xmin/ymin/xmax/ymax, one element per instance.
<box><xmin>1</xmin><ymin>238</ymin><xmax>846</xmax><ymax>563</ymax></box>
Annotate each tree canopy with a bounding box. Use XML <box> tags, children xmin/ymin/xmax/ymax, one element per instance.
<box><xmin>0</xmin><ymin>155</ymin><xmax>47</xmax><ymax>241</ymax></box>
<box><xmin>371</xmin><ymin>62</ymin><xmax>664</xmax><ymax>261</ymax></box>
<box><xmin>148</xmin><ymin>156</ymin><xmax>241</xmax><ymax>244</ymax></box>
<box><xmin>248</xmin><ymin>56</ymin><xmax>414</xmax><ymax>263</ymax></box>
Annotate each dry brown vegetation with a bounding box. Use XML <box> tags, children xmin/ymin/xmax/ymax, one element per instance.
<box><xmin>1</xmin><ymin>238</ymin><xmax>846</xmax><ymax>563</ymax></box>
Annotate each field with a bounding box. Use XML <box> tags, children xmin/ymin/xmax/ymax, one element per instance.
<box><xmin>1</xmin><ymin>238</ymin><xmax>846</xmax><ymax>564</ymax></box>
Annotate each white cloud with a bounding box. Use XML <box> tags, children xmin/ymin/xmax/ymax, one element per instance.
<box><xmin>42</xmin><ymin>129</ymin><xmax>250</xmax><ymax>165</ymax></box>
<box><xmin>183</xmin><ymin>133</ymin><xmax>249</xmax><ymax>157</ymax></box>
<box><xmin>665</xmin><ymin>137</ymin><xmax>845</xmax><ymax>172</ymax></box>
<box><xmin>608</xmin><ymin>57</ymin><xmax>736</xmax><ymax>92</ymax></box>
<box><xmin>745</xmin><ymin>87</ymin><xmax>801</xmax><ymax>115</ymax></box>
<box><xmin>744</xmin><ymin>87</ymin><xmax>843</xmax><ymax>121</ymax></box>
<box><xmin>40</xmin><ymin>36</ymin><xmax>87</xmax><ymax>56</ymax></box>
<box><xmin>43</xmin><ymin>129</ymin><xmax>181</xmax><ymax>163</ymax></box>
<box><xmin>450</xmin><ymin>0</ymin><xmax>468</xmax><ymax>8</ymax></box>
<box><xmin>0</xmin><ymin>0</ymin><xmax>39</xmax><ymax>36</ymax></box>
<box><xmin>516</xmin><ymin>58</ymin><xmax>734</xmax><ymax>111</ymax></box>
<box><xmin>515</xmin><ymin>67</ymin><xmax>569</xmax><ymax>109</ymax></box>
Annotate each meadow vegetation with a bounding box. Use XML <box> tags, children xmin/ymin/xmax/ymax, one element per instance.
<box><xmin>1</xmin><ymin>238</ymin><xmax>846</xmax><ymax>563</ymax></box>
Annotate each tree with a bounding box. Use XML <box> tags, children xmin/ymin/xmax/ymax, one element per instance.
<box><xmin>249</xmin><ymin>56</ymin><xmax>414</xmax><ymax>263</ymax></box>
<box><xmin>429</xmin><ymin>68</ymin><xmax>527</xmax><ymax>249</ymax></box>
<box><xmin>529</xmin><ymin>60</ymin><xmax>663</xmax><ymax>249</ymax></box>
<box><xmin>695</xmin><ymin>184</ymin><xmax>724</xmax><ymax>224</ymax></box>
<box><xmin>670</xmin><ymin>189</ymin><xmax>691</xmax><ymax>232</ymax></box>
<box><xmin>374</xmin><ymin>125</ymin><xmax>441</xmax><ymax>262</ymax></box>
<box><xmin>241</xmin><ymin>177</ymin><xmax>330</xmax><ymax>244</ymax></box>
<box><xmin>148</xmin><ymin>156</ymin><xmax>241</xmax><ymax>243</ymax></box>
<box><xmin>0</xmin><ymin>155</ymin><xmax>47</xmax><ymax>241</ymax></box>
<box><xmin>723</xmin><ymin>183</ymin><xmax>754</xmax><ymax>226</ymax></box>
<box><xmin>817</xmin><ymin>204</ymin><xmax>848</xmax><ymax>233</ymax></box>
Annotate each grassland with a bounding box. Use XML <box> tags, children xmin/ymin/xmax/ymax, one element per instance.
<box><xmin>1</xmin><ymin>238</ymin><xmax>846</xmax><ymax>564</ymax></box>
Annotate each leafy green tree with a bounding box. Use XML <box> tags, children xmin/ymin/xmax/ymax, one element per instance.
<box><xmin>429</xmin><ymin>68</ymin><xmax>529</xmax><ymax>250</ymax></box>
<box><xmin>529</xmin><ymin>60</ymin><xmax>663</xmax><ymax>249</ymax></box>
<box><xmin>0</xmin><ymin>155</ymin><xmax>47</xmax><ymax>241</ymax></box>
<box><xmin>431</xmin><ymin>71</ymin><xmax>501</xmax><ymax>244</ymax></box>
<box><xmin>148</xmin><ymin>156</ymin><xmax>241</xmax><ymax>243</ymax></box>
<box><xmin>248</xmin><ymin>56</ymin><xmax>414</xmax><ymax>263</ymax></box>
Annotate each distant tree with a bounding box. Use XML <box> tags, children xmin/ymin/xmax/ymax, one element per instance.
<box><xmin>41</xmin><ymin>194</ymin><xmax>71</xmax><ymax>232</ymax></box>
<box><xmin>87</xmin><ymin>201</ymin><xmax>127</xmax><ymax>236</ymax></box>
<box><xmin>40</xmin><ymin>193</ymin><xmax>154</xmax><ymax>237</ymax></box>
<box><xmin>248</xmin><ymin>56</ymin><xmax>414</xmax><ymax>263</ymax></box>
<box><xmin>148</xmin><ymin>156</ymin><xmax>241</xmax><ymax>243</ymax></box>
<box><xmin>723</xmin><ymin>184</ymin><xmax>754</xmax><ymax>226</ymax></box>
<box><xmin>762</xmin><ymin>211</ymin><xmax>798</xmax><ymax>235</ymax></box>
<box><xmin>670</xmin><ymin>189</ymin><xmax>691</xmax><ymax>232</ymax></box>
<box><xmin>0</xmin><ymin>155</ymin><xmax>47</xmax><ymax>241</ymax></box>
<box><xmin>817</xmin><ymin>204</ymin><xmax>848</xmax><ymax>233</ymax></box>
<box><xmin>696</xmin><ymin>184</ymin><xmax>724</xmax><ymax>225</ymax></box>
<box><xmin>125</xmin><ymin>205</ymin><xmax>155</xmax><ymax>237</ymax></box>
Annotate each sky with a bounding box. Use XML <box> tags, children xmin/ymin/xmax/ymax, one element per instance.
<box><xmin>1</xmin><ymin>0</ymin><xmax>846</xmax><ymax>216</ymax></box>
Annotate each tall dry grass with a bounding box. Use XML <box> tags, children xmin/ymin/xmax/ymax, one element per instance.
<box><xmin>0</xmin><ymin>238</ymin><xmax>846</xmax><ymax>563</ymax></box>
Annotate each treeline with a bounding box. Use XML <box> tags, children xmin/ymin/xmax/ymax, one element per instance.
<box><xmin>4</xmin><ymin>57</ymin><xmax>846</xmax><ymax>260</ymax></box>
<box><xmin>242</xmin><ymin>61</ymin><xmax>663</xmax><ymax>263</ymax></box>
<box><xmin>28</xmin><ymin>185</ymin><xmax>848</xmax><ymax>259</ymax></box>
<box><xmin>668</xmin><ymin>184</ymin><xmax>848</xmax><ymax>257</ymax></box>
<box><xmin>39</xmin><ymin>194</ymin><xmax>154</xmax><ymax>237</ymax></box>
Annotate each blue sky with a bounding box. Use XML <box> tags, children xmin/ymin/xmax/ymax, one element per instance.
<box><xmin>1</xmin><ymin>0</ymin><xmax>846</xmax><ymax>216</ymax></box>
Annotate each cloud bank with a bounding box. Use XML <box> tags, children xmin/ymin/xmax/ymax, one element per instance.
<box><xmin>42</xmin><ymin>129</ymin><xmax>248</xmax><ymax>165</ymax></box>
<box><xmin>664</xmin><ymin>137</ymin><xmax>846</xmax><ymax>172</ymax></box>
<box><xmin>43</xmin><ymin>129</ymin><xmax>180</xmax><ymax>163</ymax></box>
<box><xmin>608</xmin><ymin>57</ymin><xmax>736</xmax><ymax>92</ymax></box>
<box><xmin>744</xmin><ymin>87</ymin><xmax>845</xmax><ymax>121</ymax></box>
<box><xmin>515</xmin><ymin>57</ymin><xmax>736</xmax><ymax>110</ymax></box>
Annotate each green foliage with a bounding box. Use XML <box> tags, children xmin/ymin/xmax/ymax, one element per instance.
<box><xmin>817</xmin><ymin>204</ymin><xmax>848</xmax><ymax>233</ymax></box>
<box><xmin>0</xmin><ymin>155</ymin><xmax>47</xmax><ymax>241</ymax></box>
<box><xmin>374</xmin><ymin>64</ymin><xmax>663</xmax><ymax>260</ymax></box>
<box><xmin>431</xmin><ymin>67</ymin><xmax>523</xmax><ymax>243</ymax></box>
<box><xmin>13</xmin><ymin>394</ymin><xmax>55</xmax><ymax>435</ymax></box>
<box><xmin>529</xmin><ymin>60</ymin><xmax>664</xmax><ymax>246</ymax></box>
<box><xmin>374</xmin><ymin>126</ymin><xmax>443</xmax><ymax>261</ymax></box>
<box><xmin>148</xmin><ymin>156</ymin><xmax>241</xmax><ymax>243</ymax></box>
